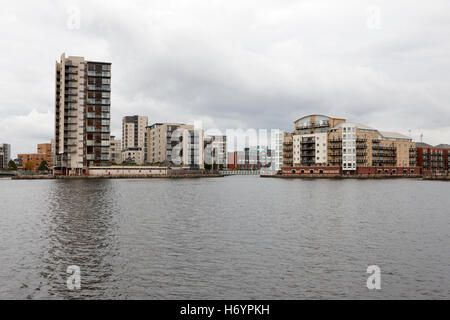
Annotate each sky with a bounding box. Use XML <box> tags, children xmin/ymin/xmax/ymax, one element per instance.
<box><xmin>0</xmin><ymin>0</ymin><xmax>449</xmax><ymax>156</ymax></box>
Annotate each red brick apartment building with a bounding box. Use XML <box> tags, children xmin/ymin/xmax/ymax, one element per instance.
<box><xmin>417</xmin><ymin>147</ymin><xmax>450</xmax><ymax>175</ymax></box>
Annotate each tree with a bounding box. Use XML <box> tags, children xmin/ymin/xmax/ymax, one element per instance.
<box><xmin>38</xmin><ymin>160</ymin><xmax>49</xmax><ymax>172</ymax></box>
<box><xmin>24</xmin><ymin>160</ymin><xmax>35</xmax><ymax>172</ymax></box>
<box><xmin>8</xmin><ymin>160</ymin><xmax>17</xmax><ymax>171</ymax></box>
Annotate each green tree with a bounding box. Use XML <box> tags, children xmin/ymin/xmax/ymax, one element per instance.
<box><xmin>8</xmin><ymin>160</ymin><xmax>17</xmax><ymax>171</ymax></box>
<box><xmin>24</xmin><ymin>160</ymin><xmax>35</xmax><ymax>172</ymax></box>
<box><xmin>38</xmin><ymin>160</ymin><xmax>49</xmax><ymax>172</ymax></box>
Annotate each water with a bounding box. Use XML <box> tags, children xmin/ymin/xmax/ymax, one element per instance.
<box><xmin>0</xmin><ymin>176</ymin><xmax>449</xmax><ymax>299</ymax></box>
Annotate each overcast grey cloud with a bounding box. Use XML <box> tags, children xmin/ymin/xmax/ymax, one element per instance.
<box><xmin>1</xmin><ymin>0</ymin><xmax>449</xmax><ymax>156</ymax></box>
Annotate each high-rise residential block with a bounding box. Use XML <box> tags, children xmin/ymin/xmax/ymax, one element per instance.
<box><xmin>0</xmin><ymin>143</ymin><xmax>11</xmax><ymax>169</ymax></box>
<box><xmin>54</xmin><ymin>53</ymin><xmax>111</xmax><ymax>175</ymax></box>
<box><xmin>122</xmin><ymin>115</ymin><xmax>148</xmax><ymax>150</ymax></box>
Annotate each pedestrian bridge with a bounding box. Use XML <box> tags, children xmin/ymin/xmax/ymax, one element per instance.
<box><xmin>219</xmin><ymin>170</ymin><xmax>260</xmax><ymax>176</ymax></box>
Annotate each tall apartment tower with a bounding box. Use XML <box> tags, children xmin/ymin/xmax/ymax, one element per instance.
<box><xmin>0</xmin><ymin>143</ymin><xmax>11</xmax><ymax>168</ymax></box>
<box><xmin>122</xmin><ymin>115</ymin><xmax>148</xmax><ymax>150</ymax></box>
<box><xmin>54</xmin><ymin>53</ymin><xmax>111</xmax><ymax>175</ymax></box>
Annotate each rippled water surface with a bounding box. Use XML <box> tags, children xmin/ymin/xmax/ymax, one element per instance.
<box><xmin>0</xmin><ymin>176</ymin><xmax>449</xmax><ymax>299</ymax></box>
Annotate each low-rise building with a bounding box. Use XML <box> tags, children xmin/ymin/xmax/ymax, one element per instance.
<box><xmin>17</xmin><ymin>142</ymin><xmax>53</xmax><ymax>172</ymax></box>
<box><xmin>121</xmin><ymin>147</ymin><xmax>144</xmax><ymax>165</ymax></box>
<box><xmin>17</xmin><ymin>153</ymin><xmax>47</xmax><ymax>172</ymax></box>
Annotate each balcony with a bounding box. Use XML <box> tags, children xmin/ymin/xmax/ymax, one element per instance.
<box><xmin>87</xmin><ymin>99</ymin><xmax>110</xmax><ymax>105</ymax></box>
<box><xmin>87</xmin><ymin>85</ymin><xmax>110</xmax><ymax>91</ymax></box>
<box><xmin>356</xmin><ymin>144</ymin><xmax>367</xmax><ymax>149</ymax></box>
<box><xmin>87</xmin><ymin>113</ymin><xmax>110</xmax><ymax>119</ymax></box>
<box><xmin>86</xmin><ymin>126</ymin><xmax>109</xmax><ymax>133</ymax></box>
<box><xmin>87</xmin><ymin>71</ymin><xmax>111</xmax><ymax>77</ymax></box>
<box><xmin>328</xmin><ymin>138</ymin><xmax>342</xmax><ymax>143</ymax></box>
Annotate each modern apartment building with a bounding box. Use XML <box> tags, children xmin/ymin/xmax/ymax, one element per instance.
<box><xmin>17</xmin><ymin>153</ymin><xmax>47</xmax><ymax>172</ymax></box>
<box><xmin>54</xmin><ymin>53</ymin><xmax>111</xmax><ymax>175</ymax></box>
<box><xmin>292</xmin><ymin>115</ymin><xmax>345</xmax><ymax>167</ymax></box>
<box><xmin>283</xmin><ymin>114</ymin><xmax>418</xmax><ymax>175</ymax></box>
<box><xmin>109</xmin><ymin>135</ymin><xmax>122</xmax><ymax>164</ymax></box>
<box><xmin>271</xmin><ymin>130</ymin><xmax>285</xmax><ymax>171</ymax></box>
<box><xmin>204</xmin><ymin>135</ymin><xmax>227</xmax><ymax>169</ymax></box>
<box><xmin>122</xmin><ymin>115</ymin><xmax>148</xmax><ymax>150</ymax></box>
<box><xmin>0</xmin><ymin>143</ymin><xmax>11</xmax><ymax>168</ymax></box>
<box><xmin>228</xmin><ymin>146</ymin><xmax>272</xmax><ymax>170</ymax></box>
<box><xmin>328</xmin><ymin>122</ymin><xmax>415</xmax><ymax>172</ymax></box>
<box><xmin>181</xmin><ymin>128</ymin><xmax>205</xmax><ymax>169</ymax></box>
<box><xmin>145</xmin><ymin>123</ymin><xmax>190</xmax><ymax>165</ymax></box>
<box><xmin>416</xmin><ymin>146</ymin><xmax>449</xmax><ymax>175</ymax></box>
<box><xmin>37</xmin><ymin>143</ymin><xmax>52</xmax><ymax>167</ymax></box>
<box><xmin>282</xmin><ymin>133</ymin><xmax>293</xmax><ymax>168</ymax></box>
<box><xmin>17</xmin><ymin>143</ymin><xmax>53</xmax><ymax>172</ymax></box>
<box><xmin>122</xmin><ymin>147</ymin><xmax>144</xmax><ymax>165</ymax></box>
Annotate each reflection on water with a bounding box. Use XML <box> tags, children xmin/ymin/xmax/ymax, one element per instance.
<box><xmin>1</xmin><ymin>177</ymin><xmax>450</xmax><ymax>299</ymax></box>
<box><xmin>40</xmin><ymin>180</ymin><xmax>120</xmax><ymax>299</ymax></box>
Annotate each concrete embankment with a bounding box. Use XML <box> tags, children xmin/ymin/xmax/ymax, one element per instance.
<box><xmin>422</xmin><ymin>175</ymin><xmax>450</xmax><ymax>181</ymax></box>
<box><xmin>261</xmin><ymin>174</ymin><xmax>423</xmax><ymax>179</ymax></box>
<box><xmin>12</xmin><ymin>174</ymin><xmax>224</xmax><ymax>180</ymax></box>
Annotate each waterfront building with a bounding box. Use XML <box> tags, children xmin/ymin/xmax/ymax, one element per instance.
<box><xmin>271</xmin><ymin>130</ymin><xmax>285</xmax><ymax>172</ymax></box>
<box><xmin>228</xmin><ymin>146</ymin><xmax>272</xmax><ymax>170</ymax></box>
<box><xmin>328</xmin><ymin>122</ymin><xmax>416</xmax><ymax>172</ymax></box>
<box><xmin>282</xmin><ymin>133</ymin><xmax>293</xmax><ymax>168</ymax></box>
<box><xmin>17</xmin><ymin>153</ymin><xmax>47</xmax><ymax>172</ymax></box>
<box><xmin>204</xmin><ymin>135</ymin><xmax>227</xmax><ymax>169</ymax></box>
<box><xmin>50</xmin><ymin>139</ymin><xmax>56</xmax><ymax>170</ymax></box>
<box><xmin>109</xmin><ymin>135</ymin><xmax>122</xmax><ymax>164</ymax></box>
<box><xmin>285</xmin><ymin>114</ymin><xmax>419</xmax><ymax>175</ymax></box>
<box><xmin>121</xmin><ymin>147</ymin><xmax>144</xmax><ymax>165</ymax></box>
<box><xmin>416</xmin><ymin>146</ymin><xmax>449</xmax><ymax>175</ymax></box>
<box><xmin>122</xmin><ymin>115</ymin><xmax>148</xmax><ymax>150</ymax></box>
<box><xmin>54</xmin><ymin>53</ymin><xmax>111</xmax><ymax>175</ymax></box>
<box><xmin>17</xmin><ymin>143</ymin><xmax>53</xmax><ymax>172</ymax></box>
<box><xmin>145</xmin><ymin>123</ymin><xmax>205</xmax><ymax>168</ymax></box>
<box><xmin>37</xmin><ymin>143</ymin><xmax>52</xmax><ymax>167</ymax></box>
<box><xmin>0</xmin><ymin>143</ymin><xmax>11</xmax><ymax>169</ymax></box>
<box><xmin>145</xmin><ymin>123</ymin><xmax>193</xmax><ymax>165</ymax></box>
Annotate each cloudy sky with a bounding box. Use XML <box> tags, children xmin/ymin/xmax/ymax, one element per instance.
<box><xmin>1</xmin><ymin>0</ymin><xmax>449</xmax><ymax>156</ymax></box>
